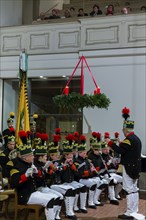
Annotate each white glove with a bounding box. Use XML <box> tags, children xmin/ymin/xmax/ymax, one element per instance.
<box><xmin>43</xmin><ymin>161</ymin><xmax>53</xmax><ymax>170</ymax></box>
<box><xmin>31</xmin><ymin>164</ymin><xmax>38</xmax><ymax>174</ymax></box>
<box><xmin>107</xmin><ymin>159</ymin><xmax>112</xmax><ymax>166</ymax></box>
<box><xmin>0</xmin><ymin>142</ymin><xmax>2</xmax><ymax>148</ymax></box>
<box><xmin>112</xmin><ymin>157</ymin><xmax>120</xmax><ymax>165</ymax></box>
<box><xmin>25</xmin><ymin>168</ymin><xmax>33</xmax><ymax>177</ymax></box>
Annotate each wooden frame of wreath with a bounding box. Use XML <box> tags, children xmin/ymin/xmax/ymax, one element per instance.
<box><xmin>53</xmin><ymin>56</ymin><xmax>111</xmax><ymax>111</ymax></box>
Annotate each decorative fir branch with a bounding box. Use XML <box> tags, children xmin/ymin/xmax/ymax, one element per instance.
<box><xmin>53</xmin><ymin>92</ymin><xmax>111</xmax><ymax>110</ymax></box>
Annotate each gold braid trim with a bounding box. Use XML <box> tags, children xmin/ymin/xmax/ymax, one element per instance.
<box><xmin>64</xmin><ymin>145</ymin><xmax>73</xmax><ymax>150</ymax></box>
<box><xmin>122</xmin><ymin>139</ymin><xmax>131</xmax><ymax>145</ymax></box>
<box><xmin>36</xmin><ymin>146</ymin><xmax>47</xmax><ymax>150</ymax></box>
<box><xmin>0</xmin><ymin>152</ymin><xmax>5</xmax><ymax>157</ymax></box>
<box><xmin>49</xmin><ymin>146</ymin><xmax>58</xmax><ymax>150</ymax></box>
<box><xmin>7</xmin><ymin>160</ymin><xmax>14</xmax><ymax>167</ymax></box>
<box><xmin>10</xmin><ymin>169</ymin><xmax>19</xmax><ymax>176</ymax></box>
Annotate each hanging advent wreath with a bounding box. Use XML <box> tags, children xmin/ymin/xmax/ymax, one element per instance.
<box><xmin>53</xmin><ymin>56</ymin><xmax>111</xmax><ymax>111</ymax></box>
<box><xmin>53</xmin><ymin>92</ymin><xmax>110</xmax><ymax>110</ymax></box>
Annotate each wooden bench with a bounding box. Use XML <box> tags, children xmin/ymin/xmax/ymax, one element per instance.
<box><xmin>0</xmin><ymin>194</ymin><xmax>9</xmax><ymax>220</ymax></box>
<box><xmin>14</xmin><ymin>190</ymin><xmax>44</xmax><ymax>220</ymax></box>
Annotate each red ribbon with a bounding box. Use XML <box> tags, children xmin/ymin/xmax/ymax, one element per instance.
<box><xmin>62</xmin><ymin>57</ymin><xmax>82</xmax><ymax>95</ymax></box>
<box><xmin>83</xmin><ymin>56</ymin><xmax>98</xmax><ymax>88</ymax></box>
<box><xmin>80</xmin><ymin>57</ymin><xmax>84</xmax><ymax>95</ymax></box>
<box><xmin>62</xmin><ymin>55</ymin><xmax>99</xmax><ymax>95</ymax></box>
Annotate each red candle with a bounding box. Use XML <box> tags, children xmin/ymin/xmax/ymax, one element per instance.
<box><xmin>94</xmin><ymin>89</ymin><xmax>97</xmax><ymax>95</ymax></box>
<box><xmin>97</xmin><ymin>87</ymin><xmax>101</xmax><ymax>94</ymax></box>
<box><xmin>64</xmin><ymin>86</ymin><xmax>69</xmax><ymax>95</ymax></box>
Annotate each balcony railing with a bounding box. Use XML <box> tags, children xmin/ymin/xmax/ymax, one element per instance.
<box><xmin>0</xmin><ymin>13</ymin><xmax>145</xmax><ymax>56</ymax></box>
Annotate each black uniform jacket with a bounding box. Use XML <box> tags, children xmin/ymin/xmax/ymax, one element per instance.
<box><xmin>34</xmin><ymin>160</ymin><xmax>48</xmax><ymax>188</ymax></box>
<box><xmin>49</xmin><ymin>160</ymin><xmax>63</xmax><ymax>184</ymax></box>
<box><xmin>110</xmin><ymin>132</ymin><xmax>142</xmax><ymax>179</ymax></box>
<box><xmin>60</xmin><ymin>158</ymin><xmax>78</xmax><ymax>183</ymax></box>
<box><xmin>0</xmin><ymin>148</ymin><xmax>11</xmax><ymax>177</ymax></box>
<box><xmin>88</xmin><ymin>151</ymin><xmax>105</xmax><ymax>175</ymax></box>
<box><xmin>10</xmin><ymin>158</ymin><xmax>39</xmax><ymax>204</ymax></box>
<box><xmin>6</xmin><ymin>157</ymin><xmax>20</xmax><ymax>178</ymax></box>
<box><xmin>2</xmin><ymin>128</ymin><xmax>15</xmax><ymax>147</ymax></box>
<box><xmin>102</xmin><ymin>153</ymin><xmax>119</xmax><ymax>173</ymax></box>
<box><xmin>74</xmin><ymin>156</ymin><xmax>95</xmax><ymax>180</ymax></box>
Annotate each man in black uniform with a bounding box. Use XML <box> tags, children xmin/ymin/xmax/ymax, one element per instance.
<box><xmin>34</xmin><ymin>139</ymin><xmax>63</xmax><ymax>220</ymax></box>
<box><xmin>105</xmin><ymin>107</ymin><xmax>142</xmax><ymax>219</ymax></box>
<box><xmin>49</xmin><ymin>138</ymin><xmax>78</xmax><ymax>220</ymax></box>
<box><xmin>0</xmin><ymin>135</ymin><xmax>16</xmax><ymax>178</ymax></box>
<box><xmin>29</xmin><ymin>114</ymin><xmax>38</xmax><ymax>148</ymax></box>
<box><xmin>74</xmin><ymin>135</ymin><xmax>107</xmax><ymax>208</ymax></box>
<box><xmin>10</xmin><ymin>131</ymin><xmax>60</xmax><ymax>220</ymax></box>
<box><xmin>2</xmin><ymin>112</ymin><xmax>15</xmax><ymax>149</ymax></box>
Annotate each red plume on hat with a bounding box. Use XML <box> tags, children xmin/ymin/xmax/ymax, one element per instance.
<box><xmin>96</xmin><ymin>132</ymin><xmax>101</xmax><ymax>142</ymax></box>
<box><xmin>122</xmin><ymin>107</ymin><xmax>130</xmax><ymax>120</ymax></box>
<box><xmin>92</xmin><ymin>132</ymin><xmax>97</xmax><ymax>138</ymax></box>
<box><xmin>40</xmin><ymin>133</ymin><xmax>49</xmax><ymax>145</ymax></box>
<box><xmin>74</xmin><ymin>132</ymin><xmax>79</xmax><ymax>137</ymax></box>
<box><xmin>114</xmin><ymin>132</ymin><xmax>119</xmax><ymax>138</ymax></box>
<box><xmin>66</xmin><ymin>134</ymin><xmax>74</xmax><ymax>140</ymax></box>
<box><xmin>18</xmin><ymin>130</ymin><xmax>28</xmax><ymax>145</ymax></box>
<box><xmin>73</xmin><ymin>132</ymin><xmax>79</xmax><ymax>143</ymax></box>
<box><xmin>66</xmin><ymin>134</ymin><xmax>74</xmax><ymax>145</ymax></box>
<box><xmin>104</xmin><ymin>132</ymin><xmax>110</xmax><ymax>139</ymax></box>
<box><xmin>53</xmin><ymin>134</ymin><xmax>61</xmax><ymax>146</ymax></box>
<box><xmin>80</xmin><ymin>135</ymin><xmax>86</xmax><ymax>144</ymax></box>
<box><xmin>73</xmin><ymin>136</ymin><xmax>78</xmax><ymax>143</ymax></box>
<box><xmin>36</xmin><ymin>132</ymin><xmax>41</xmax><ymax>138</ymax></box>
<box><xmin>55</xmin><ymin>128</ymin><xmax>61</xmax><ymax>135</ymax></box>
<box><xmin>9</xmin><ymin>127</ymin><xmax>15</xmax><ymax>136</ymax></box>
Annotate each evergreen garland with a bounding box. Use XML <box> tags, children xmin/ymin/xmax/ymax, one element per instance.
<box><xmin>53</xmin><ymin>92</ymin><xmax>111</xmax><ymax>110</ymax></box>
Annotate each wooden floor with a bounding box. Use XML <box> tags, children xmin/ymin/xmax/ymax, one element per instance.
<box><xmin>1</xmin><ymin>191</ymin><xmax>146</xmax><ymax>220</ymax></box>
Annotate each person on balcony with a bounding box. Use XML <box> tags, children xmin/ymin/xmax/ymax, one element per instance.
<box><xmin>49</xmin><ymin>9</ymin><xmax>61</xmax><ymax>19</ymax></box>
<box><xmin>90</xmin><ymin>4</ymin><xmax>103</xmax><ymax>16</ymax></box>
<box><xmin>105</xmin><ymin>4</ymin><xmax>114</xmax><ymax>16</ymax></box>
<box><xmin>77</xmin><ymin>8</ymin><xmax>88</xmax><ymax>17</ymax></box>
<box><xmin>64</xmin><ymin>9</ymin><xmax>72</xmax><ymax>18</ymax></box>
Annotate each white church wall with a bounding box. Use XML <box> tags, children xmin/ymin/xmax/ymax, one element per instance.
<box><xmin>82</xmin><ymin>52</ymin><xmax>146</xmax><ymax>154</ymax></box>
<box><xmin>0</xmin><ymin>0</ymin><xmax>23</xmax><ymax>27</ymax></box>
<box><xmin>0</xmin><ymin>47</ymin><xmax>145</xmax><ymax>154</ymax></box>
<box><xmin>39</xmin><ymin>0</ymin><xmax>63</xmax><ymax>13</ymax></box>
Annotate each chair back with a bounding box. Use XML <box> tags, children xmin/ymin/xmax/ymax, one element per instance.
<box><xmin>0</xmin><ymin>165</ymin><xmax>4</xmax><ymax>190</ymax></box>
